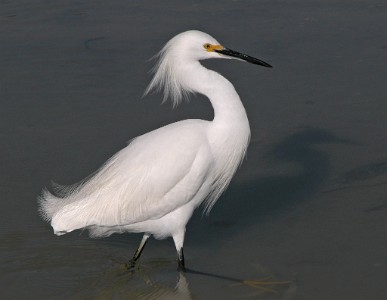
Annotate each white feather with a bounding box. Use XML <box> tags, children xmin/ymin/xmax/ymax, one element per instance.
<box><xmin>38</xmin><ymin>30</ymin><xmax>254</xmax><ymax>255</ymax></box>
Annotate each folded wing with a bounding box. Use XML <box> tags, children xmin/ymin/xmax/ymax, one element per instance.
<box><xmin>39</xmin><ymin>120</ymin><xmax>213</xmax><ymax>235</ymax></box>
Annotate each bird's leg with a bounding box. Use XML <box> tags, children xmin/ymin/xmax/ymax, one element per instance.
<box><xmin>177</xmin><ymin>247</ymin><xmax>185</xmax><ymax>271</ymax></box>
<box><xmin>126</xmin><ymin>233</ymin><xmax>150</xmax><ymax>269</ymax></box>
<box><xmin>132</xmin><ymin>233</ymin><xmax>150</xmax><ymax>262</ymax></box>
<box><xmin>173</xmin><ymin>230</ymin><xmax>186</xmax><ymax>271</ymax></box>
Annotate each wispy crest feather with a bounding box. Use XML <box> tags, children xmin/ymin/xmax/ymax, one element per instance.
<box><xmin>144</xmin><ymin>37</ymin><xmax>193</xmax><ymax>107</ymax></box>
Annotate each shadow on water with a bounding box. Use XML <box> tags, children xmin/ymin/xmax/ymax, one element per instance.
<box><xmin>190</xmin><ymin>127</ymin><xmax>357</xmax><ymax>243</ymax></box>
<box><xmin>1</xmin><ymin>128</ymin><xmax>356</xmax><ymax>299</ymax></box>
<box><xmin>0</xmin><ymin>230</ymin><xmax>293</xmax><ymax>299</ymax></box>
<box><xmin>322</xmin><ymin>160</ymin><xmax>387</xmax><ymax>196</ymax></box>
<box><xmin>83</xmin><ymin>127</ymin><xmax>354</xmax><ymax>299</ymax></box>
<box><xmin>72</xmin><ymin>260</ymin><xmax>294</xmax><ymax>299</ymax></box>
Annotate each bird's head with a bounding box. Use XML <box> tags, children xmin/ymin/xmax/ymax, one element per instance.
<box><xmin>144</xmin><ymin>30</ymin><xmax>272</xmax><ymax>106</ymax></box>
<box><xmin>158</xmin><ymin>30</ymin><xmax>273</xmax><ymax>66</ymax></box>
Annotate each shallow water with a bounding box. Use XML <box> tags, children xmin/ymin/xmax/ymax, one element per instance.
<box><xmin>1</xmin><ymin>1</ymin><xmax>386</xmax><ymax>299</ymax></box>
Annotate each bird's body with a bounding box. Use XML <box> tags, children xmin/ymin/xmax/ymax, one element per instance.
<box><xmin>39</xmin><ymin>30</ymin><xmax>271</xmax><ymax>268</ymax></box>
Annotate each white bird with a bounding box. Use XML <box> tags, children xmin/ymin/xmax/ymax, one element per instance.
<box><xmin>38</xmin><ymin>30</ymin><xmax>272</xmax><ymax>269</ymax></box>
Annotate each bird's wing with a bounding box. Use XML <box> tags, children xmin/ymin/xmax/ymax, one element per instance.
<box><xmin>50</xmin><ymin>120</ymin><xmax>213</xmax><ymax>232</ymax></box>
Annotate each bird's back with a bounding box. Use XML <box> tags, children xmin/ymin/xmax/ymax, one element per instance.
<box><xmin>39</xmin><ymin>119</ymin><xmax>215</xmax><ymax>235</ymax></box>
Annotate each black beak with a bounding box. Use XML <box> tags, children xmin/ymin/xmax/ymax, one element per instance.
<box><xmin>215</xmin><ymin>47</ymin><xmax>272</xmax><ymax>68</ymax></box>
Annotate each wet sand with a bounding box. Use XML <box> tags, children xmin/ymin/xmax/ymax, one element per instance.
<box><xmin>1</xmin><ymin>1</ymin><xmax>386</xmax><ymax>299</ymax></box>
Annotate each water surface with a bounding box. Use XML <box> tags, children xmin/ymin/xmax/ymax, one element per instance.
<box><xmin>1</xmin><ymin>1</ymin><xmax>386</xmax><ymax>299</ymax></box>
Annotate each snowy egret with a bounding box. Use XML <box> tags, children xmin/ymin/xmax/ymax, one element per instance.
<box><xmin>39</xmin><ymin>30</ymin><xmax>272</xmax><ymax>269</ymax></box>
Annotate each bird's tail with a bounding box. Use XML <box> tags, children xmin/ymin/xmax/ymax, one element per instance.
<box><xmin>38</xmin><ymin>182</ymin><xmax>91</xmax><ymax>235</ymax></box>
<box><xmin>38</xmin><ymin>188</ymin><xmax>66</xmax><ymax>223</ymax></box>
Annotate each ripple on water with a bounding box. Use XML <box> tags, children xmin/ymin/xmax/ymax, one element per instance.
<box><xmin>1</xmin><ymin>227</ymin><xmax>195</xmax><ymax>299</ymax></box>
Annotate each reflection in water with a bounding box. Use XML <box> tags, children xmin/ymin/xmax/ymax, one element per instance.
<box><xmin>1</xmin><ymin>231</ymin><xmax>195</xmax><ymax>299</ymax></box>
<box><xmin>84</xmin><ymin>263</ymin><xmax>294</xmax><ymax>299</ymax></box>
<box><xmin>1</xmin><ymin>229</ymin><xmax>294</xmax><ymax>299</ymax></box>
<box><xmin>84</xmin><ymin>267</ymin><xmax>194</xmax><ymax>300</ymax></box>
<box><xmin>138</xmin><ymin>272</ymin><xmax>193</xmax><ymax>300</ymax></box>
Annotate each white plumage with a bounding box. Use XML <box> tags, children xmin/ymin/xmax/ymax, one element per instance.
<box><xmin>38</xmin><ymin>30</ymin><xmax>271</xmax><ymax>268</ymax></box>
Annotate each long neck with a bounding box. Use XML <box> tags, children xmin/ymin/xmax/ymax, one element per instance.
<box><xmin>183</xmin><ymin>61</ymin><xmax>251</xmax><ymax>214</ymax></box>
<box><xmin>185</xmin><ymin>62</ymin><xmax>249</xmax><ymax>128</ymax></box>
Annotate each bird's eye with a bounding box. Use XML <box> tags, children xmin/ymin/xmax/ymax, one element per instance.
<box><xmin>203</xmin><ymin>43</ymin><xmax>211</xmax><ymax>50</ymax></box>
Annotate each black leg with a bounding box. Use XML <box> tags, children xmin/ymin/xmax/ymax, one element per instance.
<box><xmin>127</xmin><ymin>233</ymin><xmax>150</xmax><ymax>269</ymax></box>
<box><xmin>177</xmin><ymin>247</ymin><xmax>185</xmax><ymax>271</ymax></box>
